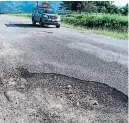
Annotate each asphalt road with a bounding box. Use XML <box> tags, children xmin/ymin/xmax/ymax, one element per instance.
<box><xmin>0</xmin><ymin>15</ymin><xmax>128</xmax><ymax>123</ymax></box>
<box><xmin>0</xmin><ymin>15</ymin><xmax>128</xmax><ymax>94</ymax></box>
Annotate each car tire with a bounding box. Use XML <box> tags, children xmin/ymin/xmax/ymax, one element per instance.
<box><xmin>32</xmin><ymin>18</ymin><xmax>36</xmax><ymax>26</ymax></box>
<box><xmin>40</xmin><ymin>19</ymin><xmax>44</xmax><ymax>27</ymax></box>
<box><xmin>56</xmin><ymin>24</ymin><xmax>60</xmax><ymax>28</ymax></box>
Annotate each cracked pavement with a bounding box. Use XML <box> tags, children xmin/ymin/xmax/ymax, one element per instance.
<box><xmin>0</xmin><ymin>15</ymin><xmax>128</xmax><ymax>123</ymax></box>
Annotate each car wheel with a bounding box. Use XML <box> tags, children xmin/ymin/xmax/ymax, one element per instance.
<box><xmin>56</xmin><ymin>24</ymin><xmax>60</xmax><ymax>28</ymax></box>
<box><xmin>40</xmin><ymin>19</ymin><xmax>44</xmax><ymax>27</ymax></box>
<box><xmin>32</xmin><ymin>18</ymin><xmax>36</xmax><ymax>26</ymax></box>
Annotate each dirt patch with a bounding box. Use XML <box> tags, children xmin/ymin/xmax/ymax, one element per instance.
<box><xmin>0</xmin><ymin>67</ymin><xmax>127</xmax><ymax>123</ymax></box>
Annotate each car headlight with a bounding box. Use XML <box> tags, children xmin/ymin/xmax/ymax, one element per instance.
<box><xmin>57</xmin><ymin>16</ymin><xmax>61</xmax><ymax>21</ymax></box>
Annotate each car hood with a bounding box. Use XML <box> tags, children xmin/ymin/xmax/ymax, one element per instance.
<box><xmin>43</xmin><ymin>13</ymin><xmax>58</xmax><ymax>16</ymax></box>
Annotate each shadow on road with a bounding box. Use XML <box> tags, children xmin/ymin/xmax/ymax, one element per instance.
<box><xmin>5</xmin><ymin>23</ymin><xmax>55</xmax><ymax>28</ymax></box>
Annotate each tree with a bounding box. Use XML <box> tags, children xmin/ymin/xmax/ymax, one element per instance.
<box><xmin>91</xmin><ymin>6</ymin><xmax>98</xmax><ymax>13</ymax></box>
<box><xmin>82</xmin><ymin>2</ymin><xmax>95</xmax><ymax>13</ymax></box>
<box><xmin>60</xmin><ymin>1</ymin><xmax>121</xmax><ymax>14</ymax></box>
<box><xmin>119</xmin><ymin>4</ymin><xmax>128</xmax><ymax>15</ymax></box>
<box><xmin>60</xmin><ymin>1</ymin><xmax>95</xmax><ymax>13</ymax></box>
<box><xmin>100</xmin><ymin>6</ymin><xmax>107</xmax><ymax>13</ymax></box>
<box><xmin>123</xmin><ymin>4</ymin><xmax>128</xmax><ymax>15</ymax></box>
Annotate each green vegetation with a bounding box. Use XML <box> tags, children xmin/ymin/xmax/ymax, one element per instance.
<box><xmin>61</xmin><ymin>14</ymin><xmax>128</xmax><ymax>33</ymax></box>
<box><xmin>62</xmin><ymin>23</ymin><xmax>128</xmax><ymax>40</ymax></box>
<box><xmin>61</xmin><ymin>13</ymin><xmax>128</xmax><ymax>39</ymax></box>
<box><xmin>60</xmin><ymin>1</ymin><xmax>128</xmax><ymax>15</ymax></box>
<box><xmin>59</xmin><ymin>1</ymin><xmax>128</xmax><ymax>39</ymax></box>
<box><xmin>11</xmin><ymin>13</ymin><xmax>31</xmax><ymax>18</ymax></box>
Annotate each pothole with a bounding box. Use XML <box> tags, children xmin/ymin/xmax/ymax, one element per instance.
<box><xmin>0</xmin><ymin>67</ymin><xmax>128</xmax><ymax>123</ymax></box>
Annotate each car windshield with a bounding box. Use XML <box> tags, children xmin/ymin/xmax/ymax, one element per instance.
<box><xmin>39</xmin><ymin>9</ymin><xmax>55</xmax><ymax>14</ymax></box>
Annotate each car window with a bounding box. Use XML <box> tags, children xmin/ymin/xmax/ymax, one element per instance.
<box><xmin>38</xmin><ymin>9</ymin><xmax>55</xmax><ymax>14</ymax></box>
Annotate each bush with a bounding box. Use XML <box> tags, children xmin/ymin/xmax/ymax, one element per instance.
<box><xmin>61</xmin><ymin>14</ymin><xmax>128</xmax><ymax>32</ymax></box>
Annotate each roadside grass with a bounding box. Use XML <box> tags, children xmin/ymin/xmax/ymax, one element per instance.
<box><xmin>61</xmin><ymin>13</ymin><xmax>128</xmax><ymax>21</ymax></box>
<box><xmin>6</xmin><ymin>13</ymin><xmax>128</xmax><ymax>40</ymax></box>
<box><xmin>7</xmin><ymin>13</ymin><xmax>31</xmax><ymax>19</ymax></box>
<box><xmin>62</xmin><ymin>23</ymin><xmax>128</xmax><ymax>40</ymax></box>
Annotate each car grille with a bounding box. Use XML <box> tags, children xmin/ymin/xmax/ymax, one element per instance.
<box><xmin>48</xmin><ymin>16</ymin><xmax>57</xmax><ymax>19</ymax></box>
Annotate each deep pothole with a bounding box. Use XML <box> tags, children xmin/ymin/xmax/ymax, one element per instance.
<box><xmin>0</xmin><ymin>67</ymin><xmax>128</xmax><ymax>123</ymax></box>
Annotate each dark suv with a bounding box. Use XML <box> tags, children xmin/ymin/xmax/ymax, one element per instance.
<box><xmin>32</xmin><ymin>6</ymin><xmax>61</xmax><ymax>28</ymax></box>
